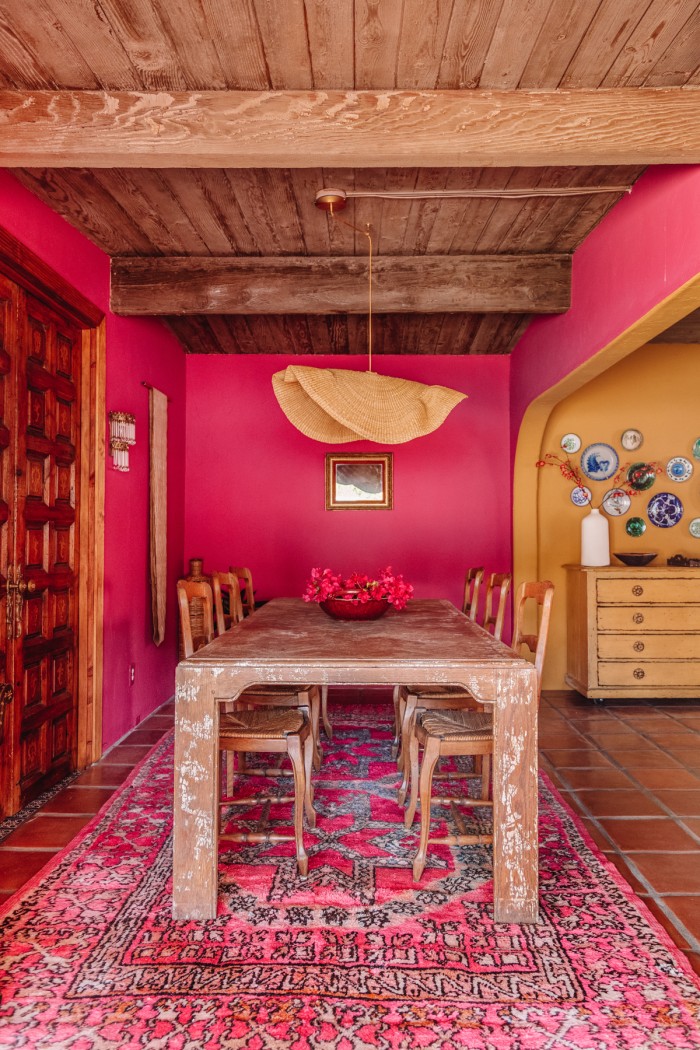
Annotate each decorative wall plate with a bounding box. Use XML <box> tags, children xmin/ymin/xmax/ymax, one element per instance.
<box><xmin>602</xmin><ymin>488</ymin><xmax>631</xmax><ymax>516</ymax></box>
<box><xmin>580</xmin><ymin>443</ymin><xmax>619</xmax><ymax>482</ymax></box>
<box><xmin>647</xmin><ymin>492</ymin><xmax>683</xmax><ymax>528</ymax></box>
<box><xmin>560</xmin><ymin>433</ymin><xmax>581</xmax><ymax>454</ymax></box>
<box><xmin>689</xmin><ymin>517</ymin><xmax>700</xmax><ymax>538</ymax></box>
<box><xmin>625</xmin><ymin>517</ymin><xmax>646</xmax><ymax>537</ymax></box>
<box><xmin>692</xmin><ymin>438</ymin><xmax>700</xmax><ymax>461</ymax></box>
<box><xmin>666</xmin><ymin>457</ymin><xmax>693</xmax><ymax>482</ymax></box>
<box><xmin>570</xmin><ymin>485</ymin><xmax>592</xmax><ymax>507</ymax></box>
<box><xmin>621</xmin><ymin>428</ymin><xmax>643</xmax><ymax>451</ymax></box>
<box><xmin>627</xmin><ymin>462</ymin><xmax>657</xmax><ymax>491</ymax></box>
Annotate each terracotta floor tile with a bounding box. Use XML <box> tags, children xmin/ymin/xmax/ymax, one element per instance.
<box><xmin>566</xmin><ymin>790</ymin><xmax>666</xmax><ymax>818</ymax></box>
<box><xmin>579</xmin><ymin>818</ymin><xmax>614</xmax><ymax>851</ymax></box>
<box><xmin>607</xmin><ymin>750</ymin><xmax>684</xmax><ymax>769</ymax></box>
<box><xmin>40</xmin><ymin>786</ymin><xmax>116</xmax><ymax>814</ymax></box>
<box><xmin>600</xmin><ymin>852</ymin><xmax>648</xmax><ymax>895</ymax></box>
<box><xmin>72</xmin><ymin>764</ymin><xmax>133</xmax><ymax>787</ymax></box>
<box><xmin>598</xmin><ymin>817</ymin><xmax>700</xmax><ymax>852</ymax></box>
<box><xmin>1</xmin><ymin>815</ymin><xmax>94</xmax><ymax>850</ymax></box>
<box><xmin>580</xmin><ymin>733</ymin><xmax>648</xmax><ymax>751</ymax></box>
<box><xmin>658</xmin><ymin>896</ymin><xmax>700</xmax><ymax>942</ymax></box>
<box><xmin>629</xmin><ymin>852</ymin><xmax>700</xmax><ymax>894</ymax></box>
<box><xmin>628</xmin><ymin>768</ymin><xmax>700</xmax><ymax>790</ymax></box>
<box><xmin>638</xmin><ymin>896</ymin><xmax>693</xmax><ymax>951</ymax></box>
<box><xmin>554</xmin><ymin>768</ymin><xmax>636</xmax><ymax>790</ymax></box>
<box><xmin>540</xmin><ymin>749</ymin><xmax>614</xmax><ymax>768</ymax></box>
<box><xmin>663</xmin><ymin>749</ymin><xmax>700</xmax><ymax>766</ymax></box>
<box><xmin>101</xmin><ymin>745</ymin><xmax>152</xmax><ymax>765</ymax></box>
<box><xmin>538</xmin><ymin>731</ymin><xmax>589</xmax><ymax>749</ymax></box>
<box><xmin>122</xmin><ymin>729</ymin><xmax>167</xmax><ymax>746</ymax></box>
<box><xmin>639</xmin><ymin>731</ymin><xmax>700</xmax><ymax>747</ymax></box>
<box><xmin>680</xmin><ymin>818</ymin><xmax>700</xmax><ymax>839</ymax></box>
<box><xmin>0</xmin><ymin>849</ymin><xmax>59</xmax><ymax>891</ymax></box>
<box><xmin>684</xmin><ymin>952</ymin><xmax>700</xmax><ymax>977</ymax></box>
<box><xmin>652</xmin><ymin>789</ymin><xmax>700</xmax><ymax>816</ymax></box>
<box><xmin>137</xmin><ymin>715</ymin><xmax>174</xmax><ymax>730</ymax></box>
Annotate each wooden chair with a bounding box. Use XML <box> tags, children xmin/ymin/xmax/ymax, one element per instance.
<box><xmin>212</xmin><ymin>570</ymin><xmax>245</xmax><ymax>634</ymax></box>
<box><xmin>482</xmin><ymin>572</ymin><xmax>512</xmax><ymax>639</ymax></box>
<box><xmin>218</xmin><ymin>707</ymin><xmax>316</xmax><ymax>877</ymax></box>
<box><xmin>230</xmin><ymin>566</ymin><xmax>256</xmax><ymax>616</ymax></box>
<box><xmin>462</xmin><ymin>566</ymin><xmax>485</xmax><ymax>620</ymax></box>
<box><xmin>408</xmin><ymin>580</ymin><xmax>555</xmax><ymax>881</ymax></box>
<box><xmin>177</xmin><ymin>580</ymin><xmax>316</xmax><ymax>876</ymax></box>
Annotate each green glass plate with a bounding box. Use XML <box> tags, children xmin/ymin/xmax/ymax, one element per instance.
<box><xmin>626</xmin><ymin>516</ymin><xmax>646</xmax><ymax>537</ymax></box>
<box><xmin>627</xmin><ymin>463</ymin><xmax>657</xmax><ymax>491</ymax></box>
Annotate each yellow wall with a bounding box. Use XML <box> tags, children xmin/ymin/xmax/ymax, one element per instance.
<box><xmin>537</xmin><ymin>342</ymin><xmax>700</xmax><ymax>689</ymax></box>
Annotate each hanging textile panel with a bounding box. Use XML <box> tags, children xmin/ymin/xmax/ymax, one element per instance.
<box><xmin>149</xmin><ymin>387</ymin><xmax>168</xmax><ymax>645</ymax></box>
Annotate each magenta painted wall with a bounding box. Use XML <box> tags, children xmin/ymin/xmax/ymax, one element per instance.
<box><xmin>0</xmin><ymin>172</ymin><xmax>186</xmax><ymax>749</ymax></box>
<box><xmin>184</xmin><ymin>354</ymin><xmax>511</xmax><ymax>612</ymax></box>
<box><xmin>510</xmin><ymin>165</ymin><xmax>700</xmax><ymax>448</ymax></box>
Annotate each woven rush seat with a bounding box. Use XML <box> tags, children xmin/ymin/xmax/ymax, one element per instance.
<box><xmin>220</xmin><ymin>709</ymin><xmax>306</xmax><ymax>739</ymax></box>
<box><xmin>419</xmin><ymin>710</ymin><xmax>493</xmax><ymax>742</ymax></box>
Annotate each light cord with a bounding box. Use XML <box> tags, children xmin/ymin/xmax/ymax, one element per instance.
<box><xmin>329</xmin><ymin>203</ymin><xmax>374</xmax><ymax>373</ymax></box>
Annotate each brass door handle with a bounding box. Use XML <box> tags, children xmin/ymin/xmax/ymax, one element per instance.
<box><xmin>5</xmin><ymin>565</ymin><xmax>36</xmax><ymax>638</ymax></box>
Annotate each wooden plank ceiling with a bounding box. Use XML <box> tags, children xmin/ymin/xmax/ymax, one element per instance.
<box><xmin>1</xmin><ymin>0</ymin><xmax>698</xmax><ymax>356</ymax></box>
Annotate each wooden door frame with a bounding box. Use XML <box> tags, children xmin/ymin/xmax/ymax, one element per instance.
<box><xmin>0</xmin><ymin>225</ymin><xmax>105</xmax><ymax>770</ymax></box>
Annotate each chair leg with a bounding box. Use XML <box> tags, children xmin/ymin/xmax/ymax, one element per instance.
<box><xmin>480</xmin><ymin>753</ymin><xmax>491</xmax><ymax>800</ymax></box>
<box><xmin>404</xmin><ymin>723</ymin><xmax>420</xmax><ymax>828</ymax></box>
<box><xmin>397</xmin><ymin>693</ymin><xmax>417</xmax><ymax>805</ymax></box>
<box><xmin>286</xmin><ymin>735</ymin><xmax>309</xmax><ymax>877</ymax></box>
<box><xmin>320</xmin><ymin>685</ymin><xmax>333</xmax><ymax>740</ymax></box>
<box><xmin>303</xmin><ymin>732</ymin><xmax>316</xmax><ymax>828</ymax></box>
<box><xmin>309</xmin><ymin>689</ymin><xmax>322</xmax><ymax>770</ymax></box>
<box><xmin>391</xmin><ymin>685</ymin><xmax>401</xmax><ymax>759</ymax></box>
<box><xmin>413</xmin><ymin>736</ymin><xmax>441</xmax><ymax>882</ymax></box>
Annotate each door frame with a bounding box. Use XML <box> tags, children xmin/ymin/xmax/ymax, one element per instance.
<box><xmin>0</xmin><ymin>224</ymin><xmax>105</xmax><ymax>772</ymax></box>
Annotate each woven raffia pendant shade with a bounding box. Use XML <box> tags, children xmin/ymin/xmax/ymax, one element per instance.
<box><xmin>272</xmin><ymin>365</ymin><xmax>467</xmax><ymax>444</ymax></box>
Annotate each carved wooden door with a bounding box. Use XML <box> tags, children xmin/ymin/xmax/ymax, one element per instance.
<box><xmin>0</xmin><ymin>276</ymin><xmax>82</xmax><ymax>817</ymax></box>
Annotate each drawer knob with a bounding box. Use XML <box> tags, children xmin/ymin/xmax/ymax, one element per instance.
<box><xmin>632</xmin><ymin>585</ymin><xmax>644</xmax><ymax>597</ymax></box>
<box><xmin>633</xmin><ymin>613</ymin><xmax>644</xmax><ymax>624</ymax></box>
<box><xmin>633</xmin><ymin>641</ymin><xmax>645</xmax><ymax>653</ymax></box>
<box><xmin>633</xmin><ymin>668</ymin><xmax>645</xmax><ymax>680</ymax></box>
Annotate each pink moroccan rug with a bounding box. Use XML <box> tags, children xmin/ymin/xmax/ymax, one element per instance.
<box><xmin>1</xmin><ymin>704</ymin><xmax>699</xmax><ymax>1049</ymax></box>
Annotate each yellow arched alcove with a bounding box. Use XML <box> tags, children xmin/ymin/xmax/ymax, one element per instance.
<box><xmin>513</xmin><ymin>273</ymin><xmax>700</xmax><ymax>692</ymax></box>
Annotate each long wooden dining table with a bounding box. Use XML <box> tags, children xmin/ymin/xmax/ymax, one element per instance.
<box><xmin>173</xmin><ymin>597</ymin><xmax>540</xmax><ymax>923</ymax></box>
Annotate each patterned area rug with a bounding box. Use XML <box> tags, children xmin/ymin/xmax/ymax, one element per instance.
<box><xmin>1</xmin><ymin>704</ymin><xmax>699</xmax><ymax>1049</ymax></box>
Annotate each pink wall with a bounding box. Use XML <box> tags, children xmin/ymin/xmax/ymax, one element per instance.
<box><xmin>185</xmin><ymin>354</ymin><xmax>512</xmax><ymax>612</ymax></box>
<box><xmin>510</xmin><ymin>165</ymin><xmax>700</xmax><ymax>449</ymax></box>
<box><xmin>0</xmin><ymin>172</ymin><xmax>186</xmax><ymax>749</ymax></box>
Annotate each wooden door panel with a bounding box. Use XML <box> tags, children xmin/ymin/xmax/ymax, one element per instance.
<box><xmin>0</xmin><ymin>276</ymin><xmax>16</xmax><ymax>809</ymax></box>
<box><xmin>15</xmin><ymin>293</ymin><xmax>81</xmax><ymax>800</ymax></box>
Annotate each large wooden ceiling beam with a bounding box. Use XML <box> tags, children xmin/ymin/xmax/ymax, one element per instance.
<box><xmin>1</xmin><ymin>89</ymin><xmax>698</xmax><ymax>167</ymax></box>
<box><xmin>110</xmin><ymin>254</ymin><xmax>571</xmax><ymax>315</ymax></box>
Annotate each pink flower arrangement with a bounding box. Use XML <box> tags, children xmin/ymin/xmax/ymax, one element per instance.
<box><xmin>303</xmin><ymin>566</ymin><xmax>414</xmax><ymax>610</ymax></box>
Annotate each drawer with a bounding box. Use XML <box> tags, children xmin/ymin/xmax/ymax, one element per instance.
<box><xmin>598</xmin><ymin>606</ymin><xmax>697</xmax><ymax>632</ymax></box>
<box><xmin>597</xmin><ymin>661</ymin><xmax>700</xmax><ymax>688</ymax></box>
<box><xmin>597</xmin><ymin>577</ymin><xmax>700</xmax><ymax>604</ymax></box>
<box><xmin>598</xmin><ymin>634</ymin><xmax>700</xmax><ymax>660</ymax></box>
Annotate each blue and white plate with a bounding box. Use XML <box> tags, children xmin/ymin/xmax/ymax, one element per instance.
<box><xmin>570</xmin><ymin>485</ymin><xmax>592</xmax><ymax>507</ymax></box>
<box><xmin>692</xmin><ymin>438</ymin><xmax>700</xmax><ymax>461</ymax></box>
<box><xmin>647</xmin><ymin>491</ymin><xmax>683</xmax><ymax>528</ymax></box>
<box><xmin>580</xmin><ymin>443</ymin><xmax>619</xmax><ymax>482</ymax></box>
<box><xmin>689</xmin><ymin>517</ymin><xmax>700</xmax><ymax>539</ymax></box>
<box><xmin>666</xmin><ymin>456</ymin><xmax>693</xmax><ymax>482</ymax></box>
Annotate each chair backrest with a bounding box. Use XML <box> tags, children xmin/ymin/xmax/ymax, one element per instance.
<box><xmin>511</xmin><ymin>580</ymin><xmax>555</xmax><ymax>697</ymax></box>
<box><xmin>482</xmin><ymin>572</ymin><xmax>512</xmax><ymax>641</ymax></box>
<box><xmin>462</xmin><ymin>566</ymin><xmax>485</xmax><ymax>620</ymax></box>
<box><xmin>230</xmin><ymin>566</ymin><xmax>255</xmax><ymax>616</ymax></box>
<box><xmin>177</xmin><ymin>579</ymin><xmax>215</xmax><ymax>658</ymax></box>
<box><xmin>211</xmin><ymin>571</ymin><xmax>244</xmax><ymax>635</ymax></box>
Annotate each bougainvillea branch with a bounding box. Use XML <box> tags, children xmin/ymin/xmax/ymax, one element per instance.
<box><xmin>303</xmin><ymin>567</ymin><xmax>414</xmax><ymax>609</ymax></box>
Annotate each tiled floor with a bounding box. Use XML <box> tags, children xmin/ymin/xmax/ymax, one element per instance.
<box><xmin>1</xmin><ymin>690</ymin><xmax>699</xmax><ymax>977</ymax></box>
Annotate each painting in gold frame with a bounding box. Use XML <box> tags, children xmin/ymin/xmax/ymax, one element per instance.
<box><xmin>325</xmin><ymin>453</ymin><xmax>393</xmax><ymax>511</ymax></box>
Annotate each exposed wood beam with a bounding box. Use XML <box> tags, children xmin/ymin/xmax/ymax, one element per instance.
<box><xmin>1</xmin><ymin>89</ymin><xmax>698</xmax><ymax>167</ymax></box>
<box><xmin>110</xmin><ymin>254</ymin><xmax>571</xmax><ymax>315</ymax></box>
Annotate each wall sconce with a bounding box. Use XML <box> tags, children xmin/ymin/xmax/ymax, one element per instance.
<box><xmin>109</xmin><ymin>411</ymin><xmax>136</xmax><ymax>472</ymax></box>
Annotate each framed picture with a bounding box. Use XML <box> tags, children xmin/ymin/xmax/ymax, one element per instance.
<box><xmin>325</xmin><ymin>453</ymin><xmax>393</xmax><ymax>511</ymax></box>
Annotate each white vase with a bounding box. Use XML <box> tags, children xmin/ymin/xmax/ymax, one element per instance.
<box><xmin>581</xmin><ymin>507</ymin><xmax>610</xmax><ymax>566</ymax></box>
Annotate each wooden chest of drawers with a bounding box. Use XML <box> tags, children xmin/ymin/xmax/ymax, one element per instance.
<box><xmin>565</xmin><ymin>565</ymin><xmax>700</xmax><ymax>699</ymax></box>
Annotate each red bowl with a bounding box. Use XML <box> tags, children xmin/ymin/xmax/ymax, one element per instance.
<box><xmin>319</xmin><ymin>597</ymin><xmax>390</xmax><ymax>621</ymax></box>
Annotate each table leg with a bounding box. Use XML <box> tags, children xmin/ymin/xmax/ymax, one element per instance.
<box><xmin>492</xmin><ymin>665</ymin><xmax>539</xmax><ymax>924</ymax></box>
<box><xmin>173</xmin><ymin>666</ymin><xmax>220</xmax><ymax>920</ymax></box>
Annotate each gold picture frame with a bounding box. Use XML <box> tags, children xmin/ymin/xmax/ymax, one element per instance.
<box><xmin>325</xmin><ymin>453</ymin><xmax>393</xmax><ymax>511</ymax></box>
